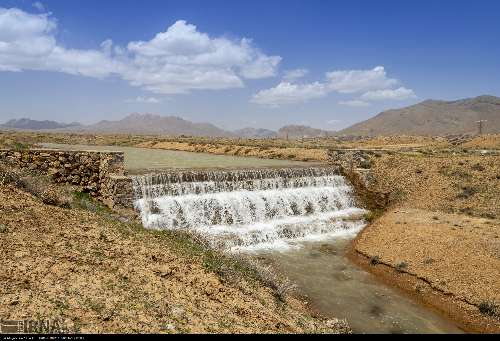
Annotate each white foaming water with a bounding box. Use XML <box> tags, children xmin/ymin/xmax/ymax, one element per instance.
<box><xmin>132</xmin><ymin>167</ymin><xmax>366</xmax><ymax>251</ymax></box>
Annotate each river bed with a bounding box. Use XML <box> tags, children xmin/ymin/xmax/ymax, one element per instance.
<box><xmin>257</xmin><ymin>236</ymin><xmax>463</xmax><ymax>334</ymax></box>
<box><xmin>38</xmin><ymin>143</ymin><xmax>315</xmax><ymax>171</ymax></box>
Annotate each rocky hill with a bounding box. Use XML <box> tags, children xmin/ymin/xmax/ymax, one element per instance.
<box><xmin>278</xmin><ymin>125</ymin><xmax>333</xmax><ymax>139</ymax></box>
<box><xmin>78</xmin><ymin>113</ymin><xmax>233</xmax><ymax>137</ymax></box>
<box><xmin>1</xmin><ymin>118</ymin><xmax>81</xmax><ymax>130</ymax></box>
<box><xmin>233</xmin><ymin>127</ymin><xmax>277</xmax><ymax>138</ymax></box>
<box><xmin>339</xmin><ymin>95</ymin><xmax>500</xmax><ymax>136</ymax></box>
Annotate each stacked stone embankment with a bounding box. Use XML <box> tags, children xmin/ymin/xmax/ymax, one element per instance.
<box><xmin>0</xmin><ymin>149</ymin><xmax>128</xmax><ymax>207</ymax></box>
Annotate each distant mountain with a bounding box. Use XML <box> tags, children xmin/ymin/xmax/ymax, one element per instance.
<box><xmin>234</xmin><ymin>127</ymin><xmax>277</xmax><ymax>138</ymax></box>
<box><xmin>1</xmin><ymin>118</ymin><xmax>82</xmax><ymax>130</ymax></box>
<box><xmin>278</xmin><ymin>125</ymin><xmax>333</xmax><ymax>139</ymax></box>
<box><xmin>339</xmin><ymin>95</ymin><xmax>500</xmax><ymax>136</ymax></box>
<box><xmin>79</xmin><ymin>113</ymin><xmax>233</xmax><ymax>137</ymax></box>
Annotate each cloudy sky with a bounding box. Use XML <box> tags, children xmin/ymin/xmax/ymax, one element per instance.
<box><xmin>0</xmin><ymin>0</ymin><xmax>499</xmax><ymax>130</ymax></box>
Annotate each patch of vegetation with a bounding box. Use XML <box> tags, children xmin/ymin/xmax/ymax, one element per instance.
<box><xmin>423</xmin><ymin>258</ymin><xmax>434</xmax><ymax>265</ymax></box>
<box><xmin>0</xmin><ymin>224</ymin><xmax>7</xmax><ymax>233</ymax></box>
<box><xmin>395</xmin><ymin>262</ymin><xmax>408</xmax><ymax>273</ymax></box>
<box><xmin>359</xmin><ymin>159</ymin><xmax>372</xmax><ymax>169</ymax></box>
<box><xmin>439</xmin><ymin>166</ymin><xmax>471</xmax><ymax>179</ymax></box>
<box><xmin>370</xmin><ymin>256</ymin><xmax>380</xmax><ymax>265</ymax></box>
<box><xmin>459</xmin><ymin>207</ymin><xmax>475</xmax><ymax>216</ymax></box>
<box><xmin>363</xmin><ymin>209</ymin><xmax>384</xmax><ymax>223</ymax></box>
<box><xmin>457</xmin><ymin>185</ymin><xmax>477</xmax><ymax>199</ymax></box>
<box><xmin>471</xmin><ymin>163</ymin><xmax>485</xmax><ymax>171</ymax></box>
<box><xmin>389</xmin><ymin>188</ymin><xmax>406</xmax><ymax>203</ymax></box>
<box><xmin>478</xmin><ymin>301</ymin><xmax>498</xmax><ymax>318</ymax></box>
<box><xmin>11</xmin><ymin>141</ymin><xmax>30</xmax><ymax>151</ymax></box>
<box><xmin>71</xmin><ymin>191</ymin><xmax>106</xmax><ymax>213</ymax></box>
<box><xmin>481</xmin><ymin>212</ymin><xmax>496</xmax><ymax>220</ymax></box>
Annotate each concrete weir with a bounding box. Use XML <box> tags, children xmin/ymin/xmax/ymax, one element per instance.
<box><xmin>103</xmin><ymin>165</ymin><xmax>344</xmax><ymax>210</ymax></box>
<box><xmin>130</xmin><ymin>165</ymin><xmax>365</xmax><ymax>252</ymax></box>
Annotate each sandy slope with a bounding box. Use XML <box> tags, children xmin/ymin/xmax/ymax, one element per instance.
<box><xmin>352</xmin><ymin>153</ymin><xmax>500</xmax><ymax>332</ymax></box>
<box><xmin>0</xmin><ymin>185</ymin><xmax>347</xmax><ymax>333</ymax></box>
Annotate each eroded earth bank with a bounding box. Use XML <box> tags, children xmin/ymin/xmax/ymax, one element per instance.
<box><xmin>342</xmin><ymin>150</ymin><xmax>500</xmax><ymax>333</ymax></box>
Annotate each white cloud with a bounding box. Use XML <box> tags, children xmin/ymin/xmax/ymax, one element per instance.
<box><xmin>0</xmin><ymin>8</ymin><xmax>56</xmax><ymax>70</ymax></box>
<box><xmin>338</xmin><ymin>100</ymin><xmax>370</xmax><ymax>107</ymax></box>
<box><xmin>327</xmin><ymin>119</ymin><xmax>341</xmax><ymax>125</ymax></box>
<box><xmin>125</xmin><ymin>96</ymin><xmax>161</xmax><ymax>104</ymax></box>
<box><xmin>283</xmin><ymin>68</ymin><xmax>309</xmax><ymax>80</ymax></box>
<box><xmin>0</xmin><ymin>8</ymin><xmax>121</xmax><ymax>76</ymax></box>
<box><xmin>0</xmin><ymin>9</ymin><xmax>281</xmax><ymax>94</ymax></box>
<box><xmin>32</xmin><ymin>2</ymin><xmax>45</xmax><ymax>11</ymax></box>
<box><xmin>253</xmin><ymin>66</ymin><xmax>415</xmax><ymax>106</ymax></box>
<box><xmin>326</xmin><ymin>66</ymin><xmax>398</xmax><ymax>93</ymax></box>
<box><xmin>360</xmin><ymin>87</ymin><xmax>416</xmax><ymax>101</ymax></box>
<box><xmin>251</xmin><ymin>81</ymin><xmax>327</xmax><ymax>106</ymax></box>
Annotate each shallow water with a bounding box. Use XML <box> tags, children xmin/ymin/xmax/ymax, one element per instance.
<box><xmin>39</xmin><ymin>143</ymin><xmax>315</xmax><ymax>170</ymax></box>
<box><xmin>258</xmin><ymin>236</ymin><xmax>464</xmax><ymax>334</ymax></box>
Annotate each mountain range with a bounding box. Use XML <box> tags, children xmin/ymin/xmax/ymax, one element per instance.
<box><xmin>339</xmin><ymin>95</ymin><xmax>500</xmax><ymax>136</ymax></box>
<box><xmin>2</xmin><ymin>95</ymin><xmax>499</xmax><ymax>137</ymax></box>
<box><xmin>1</xmin><ymin>118</ymin><xmax>82</xmax><ymax>130</ymax></box>
<box><xmin>79</xmin><ymin>113</ymin><xmax>231</xmax><ymax>137</ymax></box>
<box><xmin>0</xmin><ymin>113</ymin><xmax>331</xmax><ymax>138</ymax></box>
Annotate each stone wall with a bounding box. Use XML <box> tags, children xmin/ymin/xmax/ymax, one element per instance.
<box><xmin>100</xmin><ymin>175</ymin><xmax>134</xmax><ymax>209</ymax></box>
<box><xmin>0</xmin><ymin>149</ymin><xmax>125</xmax><ymax>199</ymax></box>
<box><xmin>327</xmin><ymin>149</ymin><xmax>391</xmax><ymax>210</ymax></box>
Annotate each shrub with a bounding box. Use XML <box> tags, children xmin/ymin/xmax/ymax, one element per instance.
<box><xmin>370</xmin><ymin>256</ymin><xmax>380</xmax><ymax>265</ymax></box>
<box><xmin>471</xmin><ymin>163</ymin><xmax>485</xmax><ymax>171</ymax></box>
<box><xmin>478</xmin><ymin>301</ymin><xmax>498</xmax><ymax>317</ymax></box>
<box><xmin>423</xmin><ymin>258</ymin><xmax>434</xmax><ymax>265</ymax></box>
<box><xmin>359</xmin><ymin>159</ymin><xmax>372</xmax><ymax>169</ymax></box>
<box><xmin>395</xmin><ymin>262</ymin><xmax>408</xmax><ymax>273</ymax></box>
<box><xmin>72</xmin><ymin>191</ymin><xmax>104</xmax><ymax>213</ymax></box>
<box><xmin>363</xmin><ymin>211</ymin><xmax>378</xmax><ymax>223</ymax></box>
<box><xmin>457</xmin><ymin>186</ymin><xmax>477</xmax><ymax>199</ymax></box>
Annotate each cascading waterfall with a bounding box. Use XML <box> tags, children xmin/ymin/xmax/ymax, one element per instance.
<box><xmin>132</xmin><ymin>167</ymin><xmax>366</xmax><ymax>252</ymax></box>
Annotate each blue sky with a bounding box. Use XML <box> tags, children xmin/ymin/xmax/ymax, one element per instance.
<box><xmin>0</xmin><ymin>0</ymin><xmax>499</xmax><ymax>130</ymax></box>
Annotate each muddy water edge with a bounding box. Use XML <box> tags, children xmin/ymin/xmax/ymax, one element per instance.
<box><xmin>255</xmin><ymin>236</ymin><xmax>464</xmax><ymax>334</ymax></box>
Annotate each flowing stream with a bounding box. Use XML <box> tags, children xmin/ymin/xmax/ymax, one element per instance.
<box><xmin>132</xmin><ymin>166</ymin><xmax>463</xmax><ymax>333</ymax></box>
<box><xmin>132</xmin><ymin>167</ymin><xmax>365</xmax><ymax>251</ymax></box>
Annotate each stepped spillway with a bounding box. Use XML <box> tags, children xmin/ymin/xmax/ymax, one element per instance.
<box><xmin>132</xmin><ymin>167</ymin><xmax>366</xmax><ymax>252</ymax></box>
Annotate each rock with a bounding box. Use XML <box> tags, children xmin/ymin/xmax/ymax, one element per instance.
<box><xmin>318</xmin><ymin>244</ymin><xmax>337</xmax><ymax>255</ymax></box>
